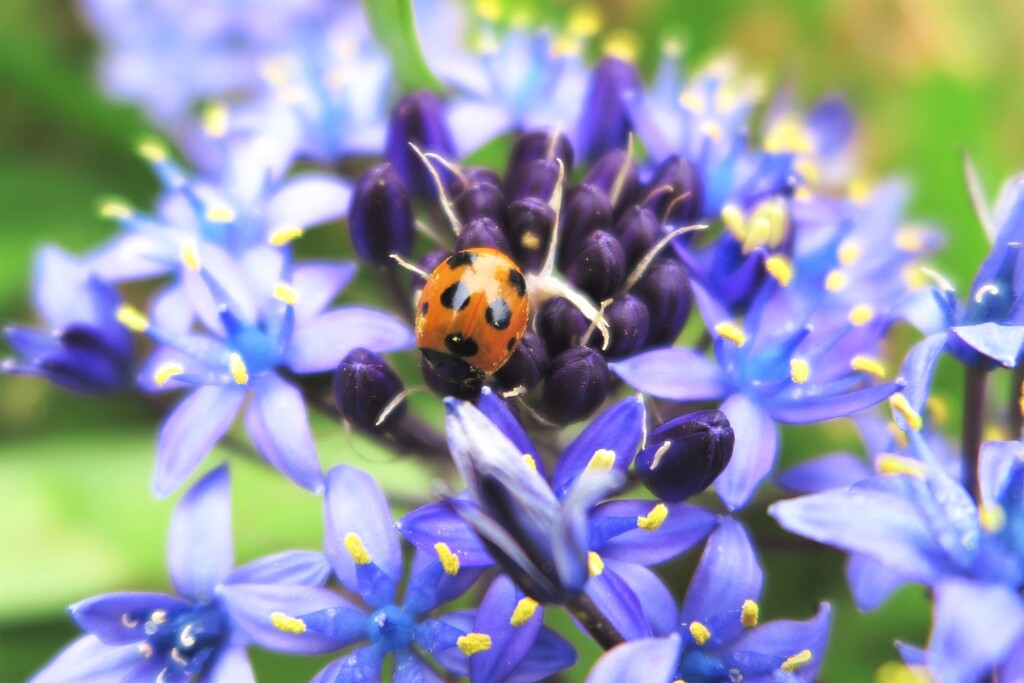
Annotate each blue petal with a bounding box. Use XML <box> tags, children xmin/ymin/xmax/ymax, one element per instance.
<box><xmin>556</xmin><ymin>471</ymin><xmax>623</xmax><ymax>594</ymax></box>
<box><xmin>393</xmin><ymin>649</ymin><xmax>444</xmax><ymax>683</ymax></box>
<box><xmin>593</xmin><ymin>501</ymin><xmax>717</xmax><ymax>565</ymax></box>
<box><xmin>767</xmin><ymin>381</ymin><xmax>902</xmax><ymax>425</ymax></box>
<box><xmin>284</xmin><ymin>308</ymin><xmax>414</xmax><ymax>374</ymax></box>
<box><xmin>396</xmin><ymin>501</ymin><xmax>493</xmax><ymax>567</ymax></box>
<box><xmin>978</xmin><ymin>440</ymin><xmax>1024</xmax><ymax>508</ymax></box>
<box><xmin>998</xmin><ymin>632</ymin><xmax>1024</xmax><ymax>682</ymax></box>
<box><xmin>245</xmin><ymin>374</ymin><xmax>323</xmax><ymax>493</ymax></box>
<box><xmin>717</xmin><ymin>393</ymin><xmax>777</xmax><ymax>511</ymax></box>
<box><xmin>197</xmin><ymin>644</ymin><xmax>254</xmax><ymax>683</ymax></box>
<box><xmin>951</xmin><ymin>323</ymin><xmax>1024</xmax><ymax>367</ymax></box>
<box><xmin>227</xmin><ymin>551</ymin><xmax>331</xmax><ymax>587</ymax></box>
<box><xmin>730</xmin><ymin>603</ymin><xmax>831</xmax><ymax>682</ymax></box>
<box><xmin>506</xmin><ymin>627</ymin><xmax>577</xmax><ymax>683</ymax></box>
<box><xmin>899</xmin><ymin>332</ymin><xmax>948</xmax><ymax>413</ymax></box>
<box><xmin>928</xmin><ymin>579</ymin><xmax>1024</xmax><ymax>683</ymax></box>
<box><xmin>551</xmin><ymin>395</ymin><xmax>644</xmax><ymax>498</ymax></box>
<box><xmin>605</xmin><ymin>559</ymin><xmax>679</xmax><ymax>637</ymax></box>
<box><xmin>266</xmin><ymin>174</ymin><xmax>352</xmax><ymax>233</ymax></box>
<box><xmin>29</xmin><ymin>635</ymin><xmax>140</xmax><ymax>683</ymax></box>
<box><xmin>291</xmin><ymin>263</ymin><xmax>357</xmax><ymax>323</ymax></box>
<box><xmin>323</xmin><ymin>465</ymin><xmax>402</xmax><ymax>599</ymax></box>
<box><xmin>477</xmin><ymin>387</ymin><xmax>543</xmax><ymax>478</ymax></box>
<box><xmin>169</xmin><ymin>465</ymin><xmax>233</xmax><ymax>602</ymax></box>
<box><xmin>846</xmin><ymin>553</ymin><xmax>906</xmax><ymax>611</ymax></box>
<box><xmin>610</xmin><ymin>349</ymin><xmax>730</xmax><ymax>401</ymax></box>
<box><xmin>682</xmin><ymin>518</ymin><xmax>763</xmax><ymax>633</ymax></box>
<box><xmin>584</xmin><ymin>566</ymin><xmax>653</xmax><ymax>641</ymax></box>
<box><xmin>896</xmin><ymin>640</ymin><xmax>928</xmax><ymax>666</ymax></box>
<box><xmin>70</xmin><ymin>592</ymin><xmax>189</xmax><ymax>644</ymax></box>
<box><xmin>583</xmin><ymin>635</ymin><xmax>681</xmax><ymax>683</ymax></box>
<box><xmin>406</xmin><ymin>549</ymin><xmax>484</xmax><ymax>613</ymax></box>
<box><xmin>776</xmin><ymin>454</ymin><xmax>871</xmax><ymax>494</ymax></box>
<box><xmin>154</xmin><ymin>385</ymin><xmax>246</xmax><ymax>498</ymax></box>
<box><xmin>469</xmin><ymin>576</ymin><xmax>546</xmax><ymax>683</ymax></box>
<box><xmin>311</xmin><ymin>646</ymin><xmax>383</xmax><ymax>683</ymax></box>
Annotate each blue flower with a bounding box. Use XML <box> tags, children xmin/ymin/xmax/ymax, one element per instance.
<box><xmin>4</xmin><ymin>246</ymin><xmax>132</xmax><ymax>394</ymax></box>
<box><xmin>263</xmin><ymin>465</ymin><xmax>576</xmax><ymax>683</ymax></box>
<box><xmin>31</xmin><ymin>466</ymin><xmax>332</xmax><ymax>683</ymax></box>
<box><xmin>583</xmin><ymin>518</ymin><xmax>831</xmax><ymax>683</ymax></box>
<box><xmin>399</xmin><ymin>389</ymin><xmax>716</xmax><ymax>639</ymax></box>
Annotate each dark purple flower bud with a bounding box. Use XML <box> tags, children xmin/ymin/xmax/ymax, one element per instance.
<box><xmin>3</xmin><ymin>323</ymin><xmax>132</xmax><ymax>394</ymax></box>
<box><xmin>635</xmin><ymin>410</ymin><xmax>734</xmax><ymax>502</ymax></box>
<box><xmin>559</xmin><ymin>184</ymin><xmax>613</xmax><ymax>266</ymax></box>
<box><xmin>576</xmin><ymin>57</ymin><xmax>642</xmax><ymax>163</ymax></box>
<box><xmin>465</xmin><ymin>166</ymin><xmax>503</xmax><ymax>188</ymax></box>
<box><xmin>633</xmin><ymin>258</ymin><xmax>692</xmax><ymax>346</ymax></box>
<box><xmin>454</xmin><ymin>181</ymin><xmax>505</xmax><ymax>226</ymax></box>
<box><xmin>644</xmin><ymin>154</ymin><xmax>704</xmax><ymax>224</ymax></box>
<box><xmin>412</xmin><ymin>249</ymin><xmax>449</xmax><ymax>289</ymax></box>
<box><xmin>332</xmin><ymin>348</ymin><xmax>406</xmax><ymax>434</ymax></box>
<box><xmin>542</xmin><ymin>347</ymin><xmax>609</xmax><ymax>424</ymax></box>
<box><xmin>566</xmin><ymin>230</ymin><xmax>626</xmax><ymax>301</ymax></box>
<box><xmin>507</xmin><ymin>129</ymin><xmax>574</xmax><ymax>178</ymax></box>
<box><xmin>594</xmin><ymin>295</ymin><xmax>650</xmax><ymax>358</ymax></box>
<box><xmin>495</xmin><ymin>331</ymin><xmax>548</xmax><ymax>391</ymax></box>
<box><xmin>348</xmin><ymin>163</ymin><xmax>414</xmax><ymax>266</ymax></box>
<box><xmin>385</xmin><ymin>91</ymin><xmax>456</xmax><ymax>199</ymax></box>
<box><xmin>507</xmin><ymin>159</ymin><xmax>562</xmax><ymax>203</ymax></box>
<box><xmin>615</xmin><ymin>205</ymin><xmax>662</xmax><ymax>269</ymax></box>
<box><xmin>505</xmin><ymin>198</ymin><xmax>555</xmax><ymax>272</ymax></box>
<box><xmin>420</xmin><ymin>349</ymin><xmax>483</xmax><ymax>400</ymax></box>
<box><xmin>537</xmin><ymin>296</ymin><xmax>590</xmax><ymax>357</ymax></box>
<box><xmin>455</xmin><ymin>216</ymin><xmax>511</xmax><ymax>253</ymax></box>
<box><xmin>583</xmin><ymin>148</ymin><xmax>640</xmax><ymax>214</ymax></box>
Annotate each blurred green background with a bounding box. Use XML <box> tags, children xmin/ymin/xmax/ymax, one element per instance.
<box><xmin>2</xmin><ymin>0</ymin><xmax>1023</xmax><ymax>680</ymax></box>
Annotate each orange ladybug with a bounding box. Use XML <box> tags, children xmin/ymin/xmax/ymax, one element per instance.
<box><xmin>416</xmin><ymin>248</ymin><xmax>529</xmax><ymax>374</ymax></box>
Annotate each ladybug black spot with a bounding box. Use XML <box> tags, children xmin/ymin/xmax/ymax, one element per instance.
<box><xmin>446</xmin><ymin>251</ymin><xmax>478</xmax><ymax>269</ymax></box>
<box><xmin>445</xmin><ymin>333</ymin><xmax>479</xmax><ymax>358</ymax></box>
<box><xmin>507</xmin><ymin>269</ymin><xmax>526</xmax><ymax>297</ymax></box>
<box><xmin>440</xmin><ymin>282</ymin><xmax>472</xmax><ymax>311</ymax></box>
<box><xmin>485</xmin><ymin>298</ymin><xmax>511</xmax><ymax>330</ymax></box>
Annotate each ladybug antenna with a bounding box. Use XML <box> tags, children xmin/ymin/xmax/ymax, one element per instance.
<box><xmin>408</xmin><ymin>142</ymin><xmax>463</xmax><ymax>236</ymax></box>
<box><xmin>608</xmin><ymin>133</ymin><xmax>634</xmax><ymax>208</ymax></box>
<box><xmin>389</xmin><ymin>253</ymin><xmax>431</xmax><ymax>280</ymax></box>
<box><xmin>620</xmin><ymin>223</ymin><xmax>707</xmax><ymax>295</ymax></box>
<box><xmin>581</xmin><ymin>298</ymin><xmax>612</xmax><ymax>351</ymax></box>
<box><xmin>538</xmin><ymin>158</ymin><xmax>567</xmax><ymax>281</ymax></box>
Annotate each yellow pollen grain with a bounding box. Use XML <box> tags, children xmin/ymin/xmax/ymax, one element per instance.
<box><xmin>271</xmin><ymin>612</ymin><xmax>307</xmax><ymax>634</ymax></box>
<box><xmin>201</xmin><ymin>103</ymin><xmax>229</xmax><ymax>138</ymax></box>
<box><xmin>979</xmin><ymin>503</ymin><xmax>1006</xmax><ymax>533</ymax></box>
<box><xmin>741</xmin><ymin>599</ymin><xmax>759</xmax><ymax>627</ymax></box>
<box><xmin>926</xmin><ymin>396</ymin><xmax>949</xmax><ymax>425</ymax></box>
<box><xmin>764</xmin><ymin>255</ymin><xmax>793</xmax><ymax>286</ymax></box>
<box><xmin>851</xmin><ymin>356</ymin><xmax>886</xmax><ymax>378</ymax></box>
<box><xmin>603</xmin><ymin>30</ymin><xmax>638</xmax><ymax>62</ymax></box>
<box><xmin>457</xmin><ymin>633</ymin><xmax>492</xmax><ymax>655</ymax></box>
<box><xmin>180</xmin><ymin>239</ymin><xmax>201</xmax><ymax>271</ymax></box>
<box><xmin>273</xmin><ymin>283</ymin><xmax>299</xmax><ymax>306</ymax></box>
<box><xmin>721</xmin><ymin>204</ymin><xmax>746</xmax><ymax>240</ymax></box>
<box><xmin>714</xmin><ymin>321</ymin><xmax>746</xmax><ymax>347</ymax></box>
<box><xmin>782</xmin><ymin>649</ymin><xmax>813</xmax><ymax>673</ymax></box>
<box><xmin>894</xmin><ymin>229</ymin><xmax>925</xmax><ymax>253</ymax></box>
<box><xmin>343</xmin><ymin>532</ymin><xmax>372</xmax><ymax>565</ymax></box>
<box><xmin>522</xmin><ymin>454</ymin><xmax>538</xmax><ymax>471</ymax></box>
<box><xmin>116</xmin><ymin>305</ymin><xmax>150</xmax><ymax>333</ymax></box>
<box><xmin>889</xmin><ymin>393</ymin><xmax>923</xmax><ymax>431</ymax></box>
<box><xmin>99</xmin><ymin>199</ymin><xmax>133</xmax><ymax>220</ymax></box>
<box><xmin>689</xmin><ymin>621</ymin><xmax>711</xmax><ymax>646</ymax></box>
<box><xmin>510</xmin><ymin>597</ymin><xmax>539</xmax><ymax>627</ymax></box>
<box><xmin>154</xmin><ymin>362</ymin><xmax>184</xmax><ymax>388</ymax></box>
<box><xmin>567</xmin><ymin>4</ymin><xmax>602</xmax><ymax>37</ymax></box>
<box><xmin>586</xmin><ymin>448</ymin><xmax>616</xmax><ymax>473</ymax></box>
<box><xmin>587</xmin><ymin>551</ymin><xmax>604</xmax><ymax>577</ymax></box>
<box><xmin>848</xmin><ymin>304</ymin><xmax>874</xmax><ymax>327</ymax></box>
<box><xmin>838</xmin><ymin>239</ymin><xmax>862</xmax><ymax>267</ymax></box>
<box><xmin>205</xmin><ymin>205</ymin><xmax>236</xmax><ymax>223</ymax></box>
<box><xmin>434</xmin><ymin>542</ymin><xmax>460</xmax><ymax>576</ymax></box>
<box><xmin>228</xmin><ymin>353</ymin><xmax>249</xmax><ymax>385</ymax></box>
<box><xmin>269</xmin><ymin>225</ymin><xmax>304</xmax><ymax>246</ymax></box>
<box><xmin>637</xmin><ymin>503</ymin><xmax>668</xmax><ymax>531</ymax></box>
<box><xmin>790</xmin><ymin>359</ymin><xmax>810</xmax><ymax>384</ymax></box>
<box><xmin>825</xmin><ymin>270</ymin><xmax>848</xmax><ymax>292</ymax></box>
<box><xmin>876</xmin><ymin>453</ymin><xmax>927</xmax><ymax>479</ymax></box>
<box><xmin>136</xmin><ymin>137</ymin><xmax>169</xmax><ymax>163</ymax></box>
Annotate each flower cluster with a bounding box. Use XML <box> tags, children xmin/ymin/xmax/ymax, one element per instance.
<box><xmin>7</xmin><ymin>1</ymin><xmax>1020</xmax><ymax>682</ymax></box>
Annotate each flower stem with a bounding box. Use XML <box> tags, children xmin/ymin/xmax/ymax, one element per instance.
<box><xmin>384</xmin><ymin>265</ymin><xmax>416</xmax><ymax>326</ymax></box>
<box><xmin>962</xmin><ymin>366</ymin><xmax>988</xmax><ymax>499</ymax></box>
<box><xmin>566</xmin><ymin>592</ymin><xmax>624</xmax><ymax>650</ymax></box>
<box><xmin>1011</xmin><ymin>363</ymin><xmax>1024</xmax><ymax>439</ymax></box>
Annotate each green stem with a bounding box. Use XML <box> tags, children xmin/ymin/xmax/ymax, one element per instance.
<box><xmin>566</xmin><ymin>592</ymin><xmax>625</xmax><ymax>650</ymax></box>
<box><xmin>362</xmin><ymin>0</ymin><xmax>445</xmax><ymax>93</ymax></box>
<box><xmin>1011</xmin><ymin>363</ymin><xmax>1024</xmax><ymax>439</ymax></box>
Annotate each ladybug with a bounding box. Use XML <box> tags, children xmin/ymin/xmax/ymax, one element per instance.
<box><xmin>416</xmin><ymin>248</ymin><xmax>530</xmax><ymax>376</ymax></box>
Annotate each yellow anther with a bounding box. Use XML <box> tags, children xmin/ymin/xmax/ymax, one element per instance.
<box><xmin>637</xmin><ymin>503</ymin><xmax>669</xmax><ymax>531</ymax></box>
<box><xmin>714</xmin><ymin>322</ymin><xmax>746</xmax><ymax>347</ymax></box>
<box><xmin>268</xmin><ymin>225</ymin><xmax>305</xmax><ymax>246</ymax></box>
<box><xmin>457</xmin><ymin>632</ymin><xmax>492</xmax><ymax>655</ymax></box>
<box><xmin>851</xmin><ymin>356</ymin><xmax>886</xmax><ymax>378</ymax></box>
<box><xmin>876</xmin><ymin>453</ymin><xmax>927</xmax><ymax>479</ymax></box>
<box><xmin>894</xmin><ymin>228</ymin><xmax>926</xmax><ymax>253</ymax></box>
<box><xmin>343</xmin><ymin>532</ymin><xmax>372</xmax><ymax>565</ymax></box>
<box><xmin>154</xmin><ymin>362</ymin><xmax>184</xmax><ymax>388</ymax></box>
<box><xmin>741</xmin><ymin>599</ymin><xmax>759</xmax><ymax>627</ymax></box>
<box><xmin>790</xmin><ymin>359</ymin><xmax>810</xmax><ymax>384</ymax></box>
<box><xmin>603</xmin><ymin>30</ymin><xmax>638</xmax><ymax>62</ymax></box>
<box><xmin>522</xmin><ymin>454</ymin><xmax>538</xmax><ymax>471</ymax></box>
<box><xmin>99</xmin><ymin>199</ymin><xmax>133</xmax><ymax>220</ymax></box>
<box><xmin>551</xmin><ymin>34</ymin><xmax>582</xmax><ymax>58</ymax></box>
<box><xmin>434</xmin><ymin>542</ymin><xmax>460</xmax><ymax>576</ymax></box>
<box><xmin>889</xmin><ymin>393</ymin><xmax>923</xmax><ymax>431</ymax></box>
<box><xmin>781</xmin><ymin>649</ymin><xmax>813</xmax><ymax>673</ymax></box>
<box><xmin>273</xmin><ymin>283</ymin><xmax>299</xmax><ymax>306</ymax></box>
<box><xmin>510</xmin><ymin>597</ymin><xmax>539</xmax><ymax>627</ymax></box>
<box><xmin>764</xmin><ymin>118</ymin><xmax>813</xmax><ymax>155</ymax></box>
<box><xmin>136</xmin><ymin>137</ymin><xmax>169</xmax><ymax>163</ymax></box>
<box><xmin>720</xmin><ymin>204</ymin><xmax>746</xmax><ymax>240</ymax></box>
<box><xmin>979</xmin><ymin>503</ymin><xmax>1006</xmax><ymax>533</ymax></box>
<box><xmin>585</xmin><ymin>449</ymin><xmax>616</xmax><ymax>473</ymax></box>
<box><xmin>848</xmin><ymin>304</ymin><xmax>875</xmax><ymax>327</ymax></box>
<box><xmin>116</xmin><ymin>305</ymin><xmax>150</xmax><ymax>333</ymax></box>
<box><xmin>901</xmin><ymin>265</ymin><xmax>928</xmax><ymax>291</ymax></box>
<box><xmin>205</xmin><ymin>205</ymin><xmax>236</xmax><ymax>223</ymax></box>
<box><xmin>567</xmin><ymin>3</ymin><xmax>602</xmax><ymax>37</ymax></box>
<box><xmin>679</xmin><ymin>89</ymin><xmax>706</xmax><ymax>115</ymax></box>
<box><xmin>825</xmin><ymin>270</ymin><xmax>849</xmax><ymax>292</ymax></box>
<box><xmin>689</xmin><ymin>621</ymin><xmax>711</xmax><ymax>646</ymax></box>
<box><xmin>926</xmin><ymin>396</ymin><xmax>948</xmax><ymax>425</ymax></box>
<box><xmin>201</xmin><ymin>103</ymin><xmax>229</xmax><ymax>139</ymax></box>
<box><xmin>228</xmin><ymin>353</ymin><xmax>249</xmax><ymax>385</ymax></box>
<box><xmin>180</xmin><ymin>239</ymin><xmax>201</xmax><ymax>271</ymax></box>
<box><xmin>271</xmin><ymin>612</ymin><xmax>307</xmax><ymax>634</ymax></box>
<box><xmin>875</xmin><ymin>661</ymin><xmax>930</xmax><ymax>683</ymax></box>
<box><xmin>742</xmin><ymin>217</ymin><xmax>773</xmax><ymax>255</ymax></box>
<box><xmin>473</xmin><ymin>0</ymin><xmax>502</xmax><ymax>22</ymax></box>
<box><xmin>849</xmin><ymin>178</ymin><xmax>872</xmax><ymax>204</ymax></box>
<box><xmin>764</xmin><ymin>255</ymin><xmax>793</xmax><ymax>287</ymax></box>
<box><xmin>794</xmin><ymin>158</ymin><xmax>820</xmax><ymax>184</ymax></box>
<box><xmin>587</xmin><ymin>551</ymin><xmax>604</xmax><ymax>577</ymax></box>
<box><xmin>838</xmin><ymin>239</ymin><xmax>862</xmax><ymax>267</ymax></box>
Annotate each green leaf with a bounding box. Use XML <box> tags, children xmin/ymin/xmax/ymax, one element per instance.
<box><xmin>362</xmin><ymin>0</ymin><xmax>445</xmax><ymax>93</ymax></box>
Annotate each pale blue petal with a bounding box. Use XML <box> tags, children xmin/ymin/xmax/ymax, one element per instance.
<box><xmin>227</xmin><ymin>551</ymin><xmax>331</xmax><ymax>587</ymax></box>
<box><xmin>768</xmin><ymin>381</ymin><xmax>901</xmax><ymax>425</ymax></box>
<box><xmin>396</xmin><ymin>501</ymin><xmax>493</xmax><ymax>567</ymax></box>
<box><xmin>29</xmin><ymin>635</ymin><xmax>140</xmax><ymax>683</ymax></box>
<box><xmin>584</xmin><ymin>567</ymin><xmax>653</xmax><ymax>641</ymax></box>
<box><xmin>595</xmin><ymin>501</ymin><xmax>717</xmax><ymax>565</ymax></box>
<box><xmin>951</xmin><ymin>323</ymin><xmax>1024</xmax><ymax>367</ymax></box>
<box><xmin>551</xmin><ymin>395</ymin><xmax>644</xmax><ymax>497</ymax></box>
<box><xmin>285</xmin><ymin>308</ymin><xmax>414</xmax><ymax>373</ymax></box>
<box><xmin>717</xmin><ymin>393</ymin><xmax>777</xmax><ymax>511</ymax></box>
<box><xmin>476</xmin><ymin>387</ymin><xmax>542</xmax><ymax>476</ymax></box>
<box><xmin>447</xmin><ymin>100</ymin><xmax>517</xmax><ymax>157</ymax></box>
<box><xmin>730</xmin><ymin>603</ymin><xmax>831</xmax><ymax>682</ymax></box>
<box><xmin>682</xmin><ymin>518</ymin><xmax>763</xmax><ymax>626</ymax></box>
<box><xmin>583</xmin><ymin>635</ymin><xmax>681</xmax><ymax>683</ymax></box>
<box><xmin>899</xmin><ymin>333</ymin><xmax>948</xmax><ymax>413</ymax></box>
<box><xmin>197</xmin><ymin>644</ymin><xmax>254</xmax><ymax>683</ymax></box>
<box><xmin>169</xmin><ymin>465</ymin><xmax>233</xmax><ymax>601</ymax></box>
<box><xmin>610</xmin><ymin>349</ymin><xmax>730</xmax><ymax>402</ymax></box>
<box><xmin>776</xmin><ymin>454</ymin><xmax>871</xmax><ymax>494</ymax></box>
<box><xmin>245</xmin><ymin>375</ymin><xmax>323</xmax><ymax>493</ymax></box>
<box><xmin>292</xmin><ymin>263</ymin><xmax>357</xmax><ymax>323</ymax></box>
<box><xmin>70</xmin><ymin>593</ymin><xmax>189</xmax><ymax>645</ymax></box>
<box><xmin>846</xmin><ymin>554</ymin><xmax>906</xmax><ymax>611</ymax></box>
<box><xmin>606</xmin><ymin>559</ymin><xmax>679</xmax><ymax>637</ymax></box>
<box><xmin>266</xmin><ymin>174</ymin><xmax>352</xmax><ymax>232</ymax></box>
<box><xmin>978</xmin><ymin>440</ymin><xmax>1024</xmax><ymax>508</ymax></box>
<box><xmin>394</xmin><ymin>649</ymin><xmax>444</xmax><ymax>683</ymax></box>
<box><xmin>468</xmin><ymin>575</ymin><xmax>545</xmax><ymax>683</ymax></box>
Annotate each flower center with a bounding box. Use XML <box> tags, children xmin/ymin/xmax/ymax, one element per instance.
<box><xmin>366</xmin><ymin>604</ymin><xmax>416</xmax><ymax>651</ymax></box>
<box><xmin>137</xmin><ymin>604</ymin><xmax>227</xmax><ymax>677</ymax></box>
